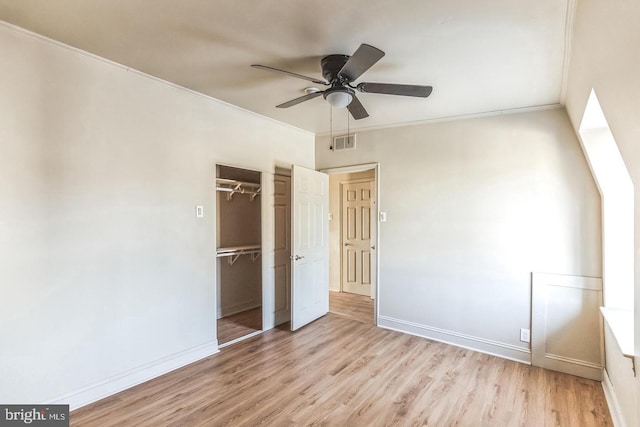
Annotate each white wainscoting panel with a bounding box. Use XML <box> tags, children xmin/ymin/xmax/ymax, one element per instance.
<box><xmin>531</xmin><ymin>273</ymin><xmax>604</xmax><ymax>380</ymax></box>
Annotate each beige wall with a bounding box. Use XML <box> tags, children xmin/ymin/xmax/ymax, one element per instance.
<box><xmin>563</xmin><ymin>0</ymin><xmax>640</xmax><ymax>424</ymax></box>
<box><xmin>0</xmin><ymin>23</ymin><xmax>314</xmax><ymax>405</ymax></box>
<box><xmin>328</xmin><ymin>170</ymin><xmax>375</xmax><ymax>292</ymax></box>
<box><xmin>316</xmin><ymin>107</ymin><xmax>601</xmax><ymax>362</ymax></box>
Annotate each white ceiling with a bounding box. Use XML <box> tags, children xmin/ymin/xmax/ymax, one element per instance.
<box><xmin>0</xmin><ymin>0</ymin><xmax>571</xmax><ymax>134</ymax></box>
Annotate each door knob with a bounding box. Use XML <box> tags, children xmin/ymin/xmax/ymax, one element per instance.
<box><xmin>371</xmin><ymin>245</ymin><xmax>376</xmax><ymax>250</ymax></box>
<box><xmin>294</xmin><ymin>255</ymin><xmax>305</xmax><ymax>261</ymax></box>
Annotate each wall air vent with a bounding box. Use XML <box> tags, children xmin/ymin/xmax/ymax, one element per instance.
<box><xmin>333</xmin><ymin>134</ymin><xmax>356</xmax><ymax>151</ymax></box>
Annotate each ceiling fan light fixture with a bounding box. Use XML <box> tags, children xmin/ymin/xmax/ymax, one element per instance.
<box><xmin>324</xmin><ymin>88</ymin><xmax>353</xmax><ymax>109</ymax></box>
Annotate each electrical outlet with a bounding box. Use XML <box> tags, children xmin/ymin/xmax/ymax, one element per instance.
<box><xmin>520</xmin><ymin>328</ymin><xmax>530</xmax><ymax>343</ymax></box>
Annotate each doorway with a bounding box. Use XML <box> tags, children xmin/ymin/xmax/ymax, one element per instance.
<box><xmin>323</xmin><ymin>163</ymin><xmax>379</xmax><ymax>325</ymax></box>
<box><xmin>216</xmin><ymin>165</ymin><xmax>263</xmax><ymax>346</ymax></box>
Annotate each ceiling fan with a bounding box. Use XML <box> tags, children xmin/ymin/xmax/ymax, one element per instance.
<box><xmin>252</xmin><ymin>44</ymin><xmax>433</xmax><ymax>120</ymax></box>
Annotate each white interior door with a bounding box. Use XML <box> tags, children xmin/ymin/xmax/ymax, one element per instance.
<box><xmin>341</xmin><ymin>179</ymin><xmax>373</xmax><ymax>296</ymax></box>
<box><xmin>291</xmin><ymin>165</ymin><xmax>329</xmax><ymax>331</ymax></box>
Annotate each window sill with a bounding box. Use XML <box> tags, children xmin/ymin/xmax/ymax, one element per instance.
<box><xmin>600</xmin><ymin>307</ymin><xmax>635</xmax><ymax>376</ymax></box>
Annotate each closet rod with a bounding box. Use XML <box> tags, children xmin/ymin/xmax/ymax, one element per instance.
<box><xmin>216</xmin><ymin>245</ymin><xmax>261</xmax><ymax>266</ymax></box>
<box><xmin>216</xmin><ymin>178</ymin><xmax>261</xmax><ymax>201</ymax></box>
<box><xmin>216</xmin><ymin>178</ymin><xmax>261</xmax><ymax>189</ymax></box>
<box><xmin>217</xmin><ymin>187</ymin><xmax>260</xmax><ymax>196</ymax></box>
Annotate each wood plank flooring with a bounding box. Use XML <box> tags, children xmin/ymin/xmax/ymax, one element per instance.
<box><xmin>71</xmin><ymin>314</ymin><xmax>612</xmax><ymax>426</ymax></box>
<box><xmin>217</xmin><ymin>307</ymin><xmax>262</xmax><ymax>344</ymax></box>
<box><xmin>329</xmin><ymin>291</ymin><xmax>374</xmax><ymax>324</ymax></box>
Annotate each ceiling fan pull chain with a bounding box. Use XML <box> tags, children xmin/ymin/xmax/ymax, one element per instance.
<box><xmin>347</xmin><ymin>106</ymin><xmax>350</xmax><ymax>139</ymax></box>
<box><xmin>330</xmin><ymin>104</ymin><xmax>333</xmax><ymax>150</ymax></box>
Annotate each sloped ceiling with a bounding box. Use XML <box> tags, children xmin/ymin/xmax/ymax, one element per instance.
<box><xmin>0</xmin><ymin>0</ymin><xmax>571</xmax><ymax>133</ymax></box>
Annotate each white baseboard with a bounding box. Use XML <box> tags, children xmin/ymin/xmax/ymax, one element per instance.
<box><xmin>602</xmin><ymin>369</ymin><xmax>627</xmax><ymax>427</ymax></box>
<box><xmin>52</xmin><ymin>341</ymin><xmax>219</xmax><ymax>411</ymax></box>
<box><xmin>218</xmin><ymin>300</ymin><xmax>261</xmax><ymax>319</ymax></box>
<box><xmin>542</xmin><ymin>352</ymin><xmax>603</xmax><ymax>381</ymax></box>
<box><xmin>377</xmin><ymin>315</ymin><xmax>531</xmax><ymax>364</ymax></box>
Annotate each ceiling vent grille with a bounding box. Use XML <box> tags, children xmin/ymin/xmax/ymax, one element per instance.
<box><xmin>333</xmin><ymin>134</ymin><xmax>356</xmax><ymax>151</ymax></box>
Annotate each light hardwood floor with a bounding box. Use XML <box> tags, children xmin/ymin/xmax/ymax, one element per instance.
<box><xmin>71</xmin><ymin>314</ymin><xmax>612</xmax><ymax>426</ymax></box>
<box><xmin>329</xmin><ymin>290</ymin><xmax>374</xmax><ymax>324</ymax></box>
<box><xmin>217</xmin><ymin>307</ymin><xmax>262</xmax><ymax>345</ymax></box>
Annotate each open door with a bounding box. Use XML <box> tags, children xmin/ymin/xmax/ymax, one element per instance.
<box><xmin>291</xmin><ymin>165</ymin><xmax>329</xmax><ymax>331</ymax></box>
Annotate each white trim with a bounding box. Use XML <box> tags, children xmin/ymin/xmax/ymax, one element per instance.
<box><xmin>560</xmin><ymin>0</ymin><xmax>577</xmax><ymax>104</ymax></box>
<box><xmin>540</xmin><ymin>352</ymin><xmax>604</xmax><ymax>381</ymax></box>
<box><xmin>218</xmin><ymin>330</ymin><xmax>263</xmax><ymax>349</ymax></box>
<box><xmin>600</xmin><ymin>307</ymin><xmax>635</xmax><ymax>358</ymax></box>
<box><xmin>320</xmin><ymin>162</ymin><xmax>379</xmax><ymax>175</ymax></box>
<box><xmin>378</xmin><ymin>315</ymin><xmax>531</xmax><ymax>364</ymax></box>
<box><xmin>315</xmin><ymin>104</ymin><xmax>563</xmax><ymax>136</ymax></box>
<box><xmin>602</xmin><ymin>369</ymin><xmax>628</xmax><ymax>427</ymax></box>
<box><xmin>53</xmin><ymin>341</ymin><xmax>219</xmax><ymax>411</ymax></box>
<box><xmin>217</xmin><ymin>300</ymin><xmax>262</xmax><ymax>319</ymax></box>
<box><xmin>0</xmin><ymin>20</ymin><xmax>312</xmax><ymax>137</ymax></box>
<box><xmin>533</xmin><ymin>272</ymin><xmax>602</xmax><ymax>291</ymax></box>
<box><xmin>544</xmin><ymin>353</ymin><xmax>603</xmax><ymax>370</ymax></box>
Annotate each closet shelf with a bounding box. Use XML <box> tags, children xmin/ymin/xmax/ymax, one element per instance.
<box><xmin>216</xmin><ymin>245</ymin><xmax>261</xmax><ymax>266</ymax></box>
<box><xmin>216</xmin><ymin>178</ymin><xmax>261</xmax><ymax>201</ymax></box>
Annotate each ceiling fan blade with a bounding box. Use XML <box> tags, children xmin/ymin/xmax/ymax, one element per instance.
<box><xmin>347</xmin><ymin>93</ymin><xmax>369</xmax><ymax>120</ymax></box>
<box><xmin>357</xmin><ymin>82</ymin><xmax>433</xmax><ymax>97</ymax></box>
<box><xmin>276</xmin><ymin>91</ymin><xmax>324</xmax><ymax>108</ymax></box>
<box><xmin>252</xmin><ymin>64</ymin><xmax>328</xmax><ymax>86</ymax></box>
<box><xmin>338</xmin><ymin>44</ymin><xmax>385</xmax><ymax>82</ymax></box>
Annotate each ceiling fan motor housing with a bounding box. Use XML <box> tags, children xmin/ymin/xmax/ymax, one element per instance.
<box><xmin>321</xmin><ymin>54</ymin><xmax>350</xmax><ymax>83</ymax></box>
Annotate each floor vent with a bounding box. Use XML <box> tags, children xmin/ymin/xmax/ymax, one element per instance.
<box><xmin>333</xmin><ymin>134</ymin><xmax>356</xmax><ymax>151</ymax></box>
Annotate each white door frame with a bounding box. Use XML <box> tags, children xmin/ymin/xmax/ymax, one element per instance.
<box><xmin>320</xmin><ymin>163</ymin><xmax>380</xmax><ymax>326</ymax></box>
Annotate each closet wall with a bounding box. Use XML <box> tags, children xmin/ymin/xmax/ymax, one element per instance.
<box><xmin>216</xmin><ymin>166</ymin><xmax>262</xmax><ymax>343</ymax></box>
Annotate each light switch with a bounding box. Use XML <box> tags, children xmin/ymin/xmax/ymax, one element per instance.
<box><xmin>196</xmin><ymin>205</ymin><xmax>204</xmax><ymax>218</ymax></box>
<box><xmin>328</xmin><ymin>213</ymin><xmax>333</xmax><ymax>221</ymax></box>
<box><xmin>379</xmin><ymin>212</ymin><xmax>387</xmax><ymax>222</ymax></box>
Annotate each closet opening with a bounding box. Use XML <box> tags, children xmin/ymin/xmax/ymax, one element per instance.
<box><xmin>216</xmin><ymin>165</ymin><xmax>262</xmax><ymax>346</ymax></box>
